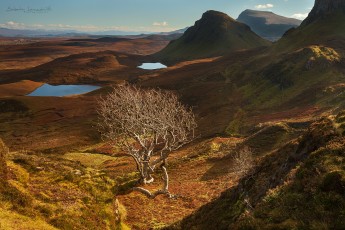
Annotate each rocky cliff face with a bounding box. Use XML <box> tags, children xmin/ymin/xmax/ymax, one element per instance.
<box><xmin>303</xmin><ymin>0</ymin><xmax>345</xmax><ymax>25</ymax></box>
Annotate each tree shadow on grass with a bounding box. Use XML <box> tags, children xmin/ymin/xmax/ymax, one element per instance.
<box><xmin>200</xmin><ymin>153</ymin><xmax>236</xmax><ymax>181</ymax></box>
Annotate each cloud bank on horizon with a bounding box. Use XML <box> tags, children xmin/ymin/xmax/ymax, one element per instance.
<box><xmin>0</xmin><ymin>0</ymin><xmax>313</xmax><ymax>33</ymax></box>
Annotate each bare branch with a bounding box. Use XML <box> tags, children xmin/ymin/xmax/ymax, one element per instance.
<box><xmin>97</xmin><ymin>83</ymin><xmax>197</xmax><ymax>197</ymax></box>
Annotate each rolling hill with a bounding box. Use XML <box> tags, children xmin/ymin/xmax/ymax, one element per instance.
<box><xmin>155</xmin><ymin>10</ymin><xmax>270</xmax><ymax>64</ymax></box>
<box><xmin>237</xmin><ymin>9</ymin><xmax>301</xmax><ymax>41</ymax></box>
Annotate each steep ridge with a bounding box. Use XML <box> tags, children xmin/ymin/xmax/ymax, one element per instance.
<box><xmin>155</xmin><ymin>10</ymin><xmax>270</xmax><ymax>64</ymax></box>
<box><xmin>276</xmin><ymin>0</ymin><xmax>345</xmax><ymax>52</ymax></box>
<box><xmin>302</xmin><ymin>0</ymin><xmax>345</xmax><ymax>25</ymax></box>
<box><xmin>237</xmin><ymin>9</ymin><xmax>301</xmax><ymax>41</ymax></box>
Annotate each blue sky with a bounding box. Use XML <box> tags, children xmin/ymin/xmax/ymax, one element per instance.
<box><xmin>0</xmin><ymin>0</ymin><xmax>314</xmax><ymax>32</ymax></box>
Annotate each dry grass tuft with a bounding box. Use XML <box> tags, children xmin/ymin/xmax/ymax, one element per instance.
<box><xmin>0</xmin><ymin>139</ymin><xmax>9</xmax><ymax>185</ymax></box>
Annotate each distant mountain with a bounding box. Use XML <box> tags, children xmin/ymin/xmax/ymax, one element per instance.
<box><xmin>144</xmin><ymin>33</ymin><xmax>184</xmax><ymax>41</ymax></box>
<box><xmin>140</xmin><ymin>28</ymin><xmax>188</xmax><ymax>41</ymax></box>
<box><xmin>0</xmin><ymin>27</ymin><xmax>186</xmax><ymax>38</ymax></box>
<box><xmin>155</xmin><ymin>10</ymin><xmax>270</xmax><ymax>64</ymax></box>
<box><xmin>88</xmin><ymin>30</ymin><xmax>147</xmax><ymax>36</ymax></box>
<box><xmin>237</xmin><ymin>10</ymin><xmax>301</xmax><ymax>41</ymax></box>
<box><xmin>0</xmin><ymin>28</ymin><xmax>90</xmax><ymax>37</ymax></box>
<box><xmin>158</xmin><ymin>27</ymin><xmax>189</xmax><ymax>35</ymax></box>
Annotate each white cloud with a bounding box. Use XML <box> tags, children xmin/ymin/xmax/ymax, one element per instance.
<box><xmin>291</xmin><ymin>13</ymin><xmax>309</xmax><ymax>20</ymax></box>
<box><xmin>0</xmin><ymin>21</ymin><xmax>25</xmax><ymax>29</ymax></box>
<box><xmin>152</xmin><ymin>21</ymin><xmax>168</xmax><ymax>27</ymax></box>
<box><xmin>255</xmin><ymin>4</ymin><xmax>274</xmax><ymax>9</ymax></box>
<box><xmin>32</xmin><ymin>24</ymin><xmax>44</xmax><ymax>28</ymax></box>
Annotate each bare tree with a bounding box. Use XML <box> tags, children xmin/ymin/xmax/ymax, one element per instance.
<box><xmin>98</xmin><ymin>84</ymin><xmax>197</xmax><ymax>198</ymax></box>
<box><xmin>232</xmin><ymin>146</ymin><xmax>254</xmax><ymax>176</ymax></box>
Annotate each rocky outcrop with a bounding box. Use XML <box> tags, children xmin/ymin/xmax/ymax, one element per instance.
<box><xmin>302</xmin><ymin>0</ymin><xmax>345</xmax><ymax>25</ymax></box>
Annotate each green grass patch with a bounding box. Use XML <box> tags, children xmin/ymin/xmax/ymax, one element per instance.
<box><xmin>62</xmin><ymin>152</ymin><xmax>116</xmax><ymax>168</ymax></box>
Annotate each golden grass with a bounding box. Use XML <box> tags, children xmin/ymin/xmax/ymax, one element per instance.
<box><xmin>61</xmin><ymin>152</ymin><xmax>116</xmax><ymax>168</ymax></box>
<box><xmin>309</xmin><ymin>45</ymin><xmax>340</xmax><ymax>63</ymax></box>
<box><xmin>7</xmin><ymin>161</ymin><xmax>29</xmax><ymax>184</ymax></box>
<box><xmin>0</xmin><ymin>208</ymin><xmax>57</xmax><ymax>230</ymax></box>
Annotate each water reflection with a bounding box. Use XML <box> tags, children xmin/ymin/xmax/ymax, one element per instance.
<box><xmin>27</xmin><ymin>84</ymin><xmax>101</xmax><ymax>97</ymax></box>
<box><xmin>138</xmin><ymin>63</ymin><xmax>167</xmax><ymax>70</ymax></box>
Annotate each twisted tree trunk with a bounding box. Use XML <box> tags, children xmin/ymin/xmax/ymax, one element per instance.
<box><xmin>133</xmin><ymin>163</ymin><xmax>170</xmax><ymax>199</ymax></box>
<box><xmin>142</xmin><ymin>160</ymin><xmax>154</xmax><ymax>184</ymax></box>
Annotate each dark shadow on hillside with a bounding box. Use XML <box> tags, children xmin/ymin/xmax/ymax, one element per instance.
<box><xmin>200</xmin><ymin>154</ymin><xmax>236</xmax><ymax>181</ymax></box>
<box><xmin>166</xmin><ymin>118</ymin><xmax>339</xmax><ymax>230</ymax></box>
<box><xmin>201</xmin><ymin>123</ymin><xmax>297</xmax><ymax>181</ymax></box>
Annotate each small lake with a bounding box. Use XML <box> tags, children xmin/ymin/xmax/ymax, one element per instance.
<box><xmin>138</xmin><ymin>62</ymin><xmax>167</xmax><ymax>70</ymax></box>
<box><xmin>27</xmin><ymin>84</ymin><xmax>101</xmax><ymax>97</ymax></box>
